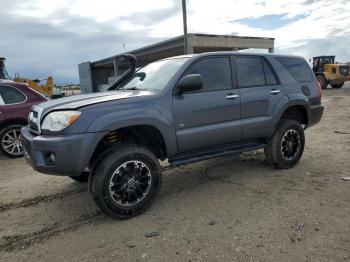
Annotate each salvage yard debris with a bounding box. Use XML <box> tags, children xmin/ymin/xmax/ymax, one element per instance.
<box><xmin>144</xmin><ymin>232</ymin><xmax>160</xmax><ymax>238</ymax></box>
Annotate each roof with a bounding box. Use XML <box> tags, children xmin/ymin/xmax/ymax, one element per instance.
<box><xmin>159</xmin><ymin>51</ymin><xmax>304</xmax><ymax>60</ymax></box>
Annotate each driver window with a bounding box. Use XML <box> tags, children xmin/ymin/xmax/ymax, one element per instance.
<box><xmin>184</xmin><ymin>57</ymin><xmax>232</xmax><ymax>93</ymax></box>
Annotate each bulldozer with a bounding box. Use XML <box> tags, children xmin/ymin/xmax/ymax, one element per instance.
<box><xmin>0</xmin><ymin>57</ymin><xmax>57</xmax><ymax>98</ymax></box>
<box><xmin>312</xmin><ymin>56</ymin><xmax>350</xmax><ymax>89</ymax></box>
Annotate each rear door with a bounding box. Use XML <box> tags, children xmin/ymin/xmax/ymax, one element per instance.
<box><xmin>0</xmin><ymin>93</ymin><xmax>6</xmax><ymax>123</ymax></box>
<box><xmin>0</xmin><ymin>85</ymin><xmax>29</xmax><ymax>121</ymax></box>
<box><xmin>173</xmin><ymin>56</ymin><xmax>241</xmax><ymax>152</ymax></box>
<box><xmin>234</xmin><ymin>55</ymin><xmax>284</xmax><ymax>139</ymax></box>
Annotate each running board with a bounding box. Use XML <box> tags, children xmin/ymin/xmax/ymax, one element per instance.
<box><xmin>169</xmin><ymin>142</ymin><xmax>266</xmax><ymax>167</ymax></box>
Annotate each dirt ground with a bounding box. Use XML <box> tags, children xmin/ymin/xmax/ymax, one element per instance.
<box><xmin>1</xmin><ymin>85</ymin><xmax>350</xmax><ymax>262</ymax></box>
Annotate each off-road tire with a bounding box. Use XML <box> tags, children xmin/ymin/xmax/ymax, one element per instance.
<box><xmin>89</xmin><ymin>144</ymin><xmax>162</xmax><ymax>219</ymax></box>
<box><xmin>0</xmin><ymin>125</ymin><xmax>24</xmax><ymax>158</ymax></box>
<box><xmin>316</xmin><ymin>75</ymin><xmax>328</xmax><ymax>89</ymax></box>
<box><xmin>69</xmin><ymin>172</ymin><xmax>89</xmax><ymax>182</ymax></box>
<box><xmin>264</xmin><ymin>120</ymin><xmax>305</xmax><ymax>169</ymax></box>
<box><xmin>331</xmin><ymin>83</ymin><xmax>344</xmax><ymax>89</ymax></box>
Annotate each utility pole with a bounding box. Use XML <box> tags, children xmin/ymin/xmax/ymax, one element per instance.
<box><xmin>182</xmin><ymin>0</ymin><xmax>188</xmax><ymax>54</ymax></box>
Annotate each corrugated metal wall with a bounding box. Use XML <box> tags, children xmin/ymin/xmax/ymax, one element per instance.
<box><xmin>78</xmin><ymin>62</ymin><xmax>93</xmax><ymax>94</ymax></box>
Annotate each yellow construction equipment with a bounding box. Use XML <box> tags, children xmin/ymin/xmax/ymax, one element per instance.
<box><xmin>312</xmin><ymin>56</ymin><xmax>350</xmax><ymax>89</ymax></box>
<box><xmin>1</xmin><ymin>57</ymin><xmax>57</xmax><ymax>98</ymax></box>
<box><xmin>14</xmin><ymin>74</ymin><xmax>54</xmax><ymax>97</ymax></box>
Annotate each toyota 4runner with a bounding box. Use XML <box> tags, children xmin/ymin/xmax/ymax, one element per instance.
<box><xmin>21</xmin><ymin>52</ymin><xmax>324</xmax><ymax>219</ymax></box>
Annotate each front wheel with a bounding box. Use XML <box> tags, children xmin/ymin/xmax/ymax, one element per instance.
<box><xmin>331</xmin><ymin>82</ymin><xmax>344</xmax><ymax>89</ymax></box>
<box><xmin>264</xmin><ymin>120</ymin><xmax>305</xmax><ymax>169</ymax></box>
<box><xmin>0</xmin><ymin>125</ymin><xmax>24</xmax><ymax>158</ymax></box>
<box><xmin>316</xmin><ymin>75</ymin><xmax>328</xmax><ymax>89</ymax></box>
<box><xmin>90</xmin><ymin>144</ymin><xmax>162</xmax><ymax>219</ymax></box>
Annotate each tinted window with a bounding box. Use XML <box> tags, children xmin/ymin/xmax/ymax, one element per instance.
<box><xmin>185</xmin><ymin>57</ymin><xmax>232</xmax><ymax>92</ymax></box>
<box><xmin>262</xmin><ymin>59</ymin><xmax>278</xmax><ymax>85</ymax></box>
<box><xmin>0</xmin><ymin>94</ymin><xmax>4</xmax><ymax>105</ymax></box>
<box><xmin>277</xmin><ymin>57</ymin><xmax>314</xmax><ymax>82</ymax></box>
<box><xmin>0</xmin><ymin>85</ymin><xmax>26</xmax><ymax>104</ymax></box>
<box><xmin>237</xmin><ymin>57</ymin><xmax>265</xmax><ymax>87</ymax></box>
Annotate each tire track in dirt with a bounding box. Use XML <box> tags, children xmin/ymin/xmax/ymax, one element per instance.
<box><xmin>0</xmin><ymin>188</ymin><xmax>86</xmax><ymax>213</ymax></box>
<box><xmin>0</xmin><ymin>154</ymin><xmax>274</xmax><ymax>254</ymax></box>
<box><xmin>0</xmin><ymin>212</ymin><xmax>103</xmax><ymax>252</ymax></box>
<box><xmin>0</xmin><ymin>156</ymin><xmax>244</xmax><ymax>210</ymax></box>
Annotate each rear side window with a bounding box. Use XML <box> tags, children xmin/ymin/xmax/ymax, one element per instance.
<box><xmin>0</xmin><ymin>85</ymin><xmax>26</xmax><ymax>104</ymax></box>
<box><xmin>236</xmin><ymin>57</ymin><xmax>266</xmax><ymax>87</ymax></box>
<box><xmin>277</xmin><ymin>57</ymin><xmax>314</xmax><ymax>82</ymax></box>
<box><xmin>185</xmin><ymin>57</ymin><xmax>232</xmax><ymax>92</ymax></box>
<box><xmin>262</xmin><ymin>59</ymin><xmax>278</xmax><ymax>85</ymax></box>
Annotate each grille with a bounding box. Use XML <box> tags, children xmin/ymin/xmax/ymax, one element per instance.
<box><xmin>28</xmin><ymin>106</ymin><xmax>43</xmax><ymax>135</ymax></box>
<box><xmin>339</xmin><ymin>66</ymin><xmax>350</xmax><ymax>76</ymax></box>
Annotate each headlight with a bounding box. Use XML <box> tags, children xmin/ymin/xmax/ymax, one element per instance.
<box><xmin>41</xmin><ymin>111</ymin><xmax>81</xmax><ymax>132</ymax></box>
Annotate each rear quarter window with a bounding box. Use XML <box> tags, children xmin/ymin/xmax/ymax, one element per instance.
<box><xmin>276</xmin><ymin>57</ymin><xmax>314</xmax><ymax>82</ymax></box>
<box><xmin>0</xmin><ymin>85</ymin><xmax>27</xmax><ymax>104</ymax></box>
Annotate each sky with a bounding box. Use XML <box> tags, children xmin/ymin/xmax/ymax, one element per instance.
<box><xmin>1</xmin><ymin>0</ymin><xmax>349</xmax><ymax>85</ymax></box>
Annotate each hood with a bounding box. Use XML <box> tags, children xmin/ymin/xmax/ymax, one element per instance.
<box><xmin>37</xmin><ymin>90</ymin><xmax>154</xmax><ymax>113</ymax></box>
<box><xmin>0</xmin><ymin>79</ymin><xmax>16</xmax><ymax>83</ymax></box>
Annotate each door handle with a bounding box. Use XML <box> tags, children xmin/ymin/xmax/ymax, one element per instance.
<box><xmin>226</xmin><ymin>94</ymin><xmax>240</xmax><ymax>99</ymax></box>
<box><xmin>270</xmin><ymin>89</ymin><xmax>281</xmax><ymax>95</ymax></box>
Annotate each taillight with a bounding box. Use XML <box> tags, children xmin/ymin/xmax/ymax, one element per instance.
<box><xmin>316</xmin><ymin>80</ymin><xmax>322</xmax><ymax>99</ymax></box>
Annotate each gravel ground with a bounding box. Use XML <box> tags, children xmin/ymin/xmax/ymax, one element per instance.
<box><xmin>1</xmin><ymin>85</ymin><xmax>350</xmax><ymax>262</ymax></box>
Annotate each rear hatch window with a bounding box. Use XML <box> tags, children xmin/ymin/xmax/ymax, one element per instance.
<box><xmin>276</xmin><ymin>57</ymin><xmax>314</xmax><ymax>82</ymax></box>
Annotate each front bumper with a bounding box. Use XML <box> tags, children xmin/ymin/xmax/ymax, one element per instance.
<box><xmin>21</xmin><ymin>126</ymin><xmax>107</xmax><ymax>176</ymax></box>
<box><xmin>309</xmin><ymin>105</ymin><xmax>324</xmax><ymax>127</ymax></box>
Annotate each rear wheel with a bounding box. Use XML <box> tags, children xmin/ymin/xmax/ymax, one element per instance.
<box><xmin>264</xmin><ymin>120</ymin><xmax>305</xmax><ymax>169</ymax></box>
<box><xmin>0</xmin><ymin>125</ymin><xmax>24</xmax><ymax>158</ymax></box>
<box><xmin>316</xmin><ymin>75</ymin><xmax>328</xmax><ymax>89</ymax></box>
<box><xmin>90</xmin><ymin>144</ymin><xmax>162</xmax><ymax>219</ymax></box>
<box><xmin>331</xmin><ymin>82</ymin><xmax>344</xmax><ymax>89</ymax></box>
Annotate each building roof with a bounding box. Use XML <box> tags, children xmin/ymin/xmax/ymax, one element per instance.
<box><xmin>90</xmin><ymin>33</ymin><xmax>275</xmax><ymax>68</ymax></box>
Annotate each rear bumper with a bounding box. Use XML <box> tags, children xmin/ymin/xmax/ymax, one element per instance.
<box><xmin>309</xmin><ymin>105</ymin><xmax>324</xmax><ymax>127</ymax></box>
<box><xmin>21</xmin><ymin>126</ymin><xmax>107</xmax><ymax>176</ymax></box>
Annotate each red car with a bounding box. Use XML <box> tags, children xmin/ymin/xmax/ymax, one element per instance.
<box><xmin>0</xmin><ymin>80</ymin><xmax>47</xmax><ymax>158</ymax></box>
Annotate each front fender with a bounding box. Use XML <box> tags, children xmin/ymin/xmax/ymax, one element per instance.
<box><xmin>87</xmin><ymin>108</ymin><xmax>178</xmax><ymax>157</ymax></box>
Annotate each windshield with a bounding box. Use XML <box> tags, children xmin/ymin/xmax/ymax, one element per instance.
<box><xmin>119</xmin><ymin>58</ymin><xmax>188</xmax><ymax>92</ymax></box>
<box><xmin>322</xmin><ymin>57</ymin><xmax>334</xmax><ymax>64</ymax></box>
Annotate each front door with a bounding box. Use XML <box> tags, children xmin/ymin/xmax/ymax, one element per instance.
<box><xmin>173</xmin><ymin>56</ymin><xmax>241</xmax><ymax>152</ymax></box>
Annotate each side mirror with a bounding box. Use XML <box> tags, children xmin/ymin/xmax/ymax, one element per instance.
<box><xmin>174</xmin><ymin>74</ymin><xmax>203</xmax><ymax>96</ymax></box>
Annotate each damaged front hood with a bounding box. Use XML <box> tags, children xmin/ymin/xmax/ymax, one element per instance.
<box><xmin>37</xmin><ymin>90</ymin><xmax>153</xmax><ymax>114</ymax></box>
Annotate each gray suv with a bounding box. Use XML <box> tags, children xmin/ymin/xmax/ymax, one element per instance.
<box><xmin>21</xmin><ymin>52</ymin><xmax>323</xmax><ymax>219</ymax></box>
